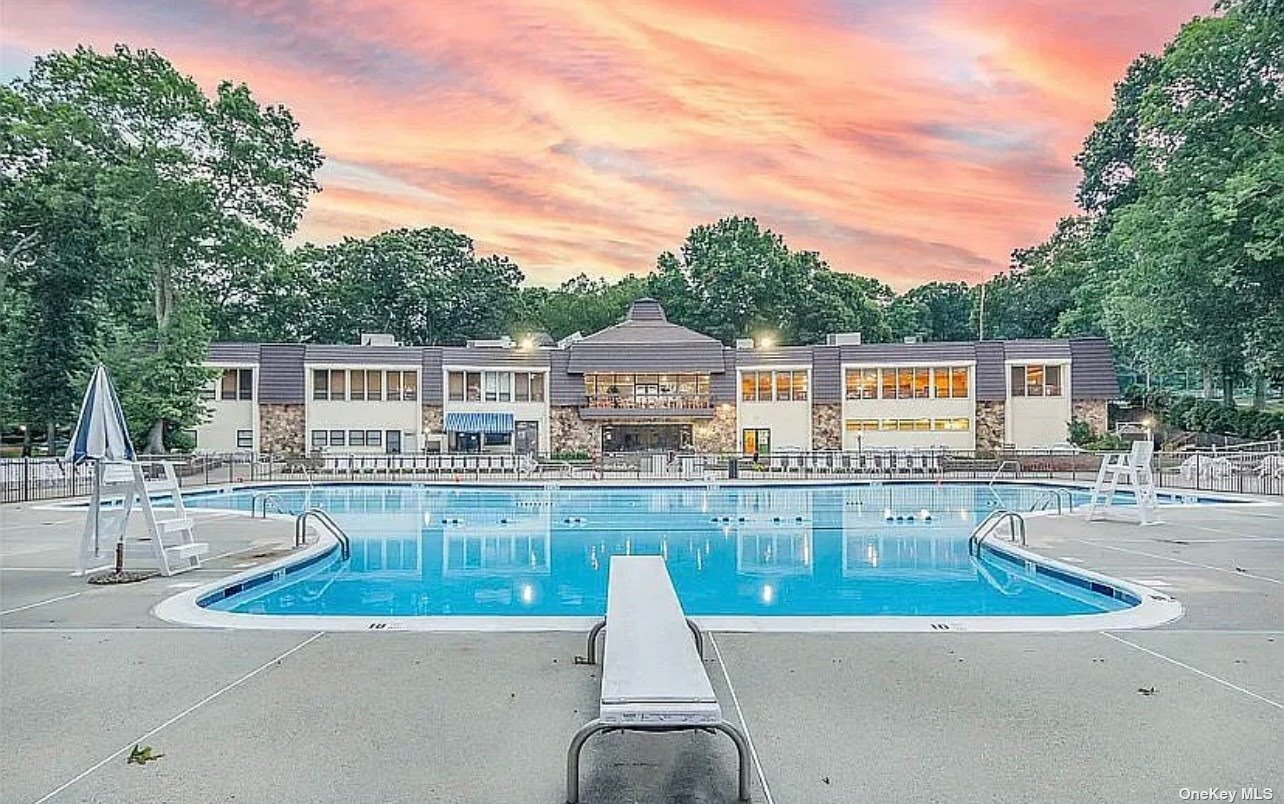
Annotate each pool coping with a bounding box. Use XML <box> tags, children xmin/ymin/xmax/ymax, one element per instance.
<box><xmin>152</xmin><ymin>483</ymin><xmax>1188</xmax><ymax>633</ymax></box>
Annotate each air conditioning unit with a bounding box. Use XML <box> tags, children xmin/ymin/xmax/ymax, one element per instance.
<box><xmin>826</xmin><ymin>333</ymin><xmax>862</xmax><ymax>346</ymax></box>
<box><xmin>465</xmin><ymin>336</ymin><xmax>515</xmax><ymax>349</ymax></box>
<box><xmin>735</xmin><ymin>338</ymin><xmax>755</xmax><ymax>350</ymax></box>
<box><xmin>360</xmin><ymin>333</ymin><xmax>398</xmax><ymax>346</ymax></box>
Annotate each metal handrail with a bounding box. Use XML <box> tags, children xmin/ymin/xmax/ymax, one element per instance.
<box><xmin>1029</xmin><ymin>487</ymin><xmax>1075</xmax><ymax>516</ymax></box>
<box><xmin>989</xmin><ymin>460</ymin><xmax>1022</xmax><ymax>486</ymax></box>
<box><xmin>295</xmin><ymin>508</ymin><xmax>351</xmax><ymax>559</ymax></box>
<box><xmin>968</xmin><ymin>510</ymin><xmax>1026</xmax><ymax>556</ymax></box>
<box><xmin>251</xmin><ymin>491</ymin><xmax>288</xmax><ymax>518</ymax></box>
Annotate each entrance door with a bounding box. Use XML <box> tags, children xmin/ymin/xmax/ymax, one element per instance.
<box><xmin>514</xmin><ymin>421</ymin><xmax>540</xmax><ymax>455</ymax></box>
<box><xmin>742</xmin><ymin>428</ymin><xmax>770</xmax><ymax>455</ymax></box>
<box><xmin>385</xmin><ymin>430</ymin><xmax>402</xmax><ymax>454</ymax></box>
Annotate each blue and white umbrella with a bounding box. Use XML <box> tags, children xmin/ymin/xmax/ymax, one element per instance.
<box><xmin>65</xmin><ymin>364</ymin><xmax>136</xmax><ymax>465</ymax></box>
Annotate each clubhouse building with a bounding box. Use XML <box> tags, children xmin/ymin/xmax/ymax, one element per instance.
<box><xmin>197</xmin><ymin>298</ymin><xmax>1119</xmax><ymax>456</ymax></box>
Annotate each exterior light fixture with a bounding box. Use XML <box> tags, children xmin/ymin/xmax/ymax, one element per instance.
<box><xmin>520</xmin><ymin>336</ymin><xmax>535</xmax><ymax>350</ymax></box>
<box><xmin>757</xmin><ymin>335</ymin><xmax>775</xmax><ymax>349</ymax></box>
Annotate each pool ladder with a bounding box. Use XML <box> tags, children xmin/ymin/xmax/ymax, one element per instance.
<box><xmin>1029</xmin><ymin>488</ymin><xmax>1075</xmax><ymax>516</ymax></box>
<box><xmin>295</xmin><ymin>508</ymin><xmax>351</xmax><ymax>560</ymax></box>
<box><xmin>251</xmin><ymin>491</ymin><xmax>289</xmax><ymax>518</ymax></box>
<box><xmin>968</xmin><ymin>510</ymin><xmax>1026</xmax><ymax>556</ymax></box>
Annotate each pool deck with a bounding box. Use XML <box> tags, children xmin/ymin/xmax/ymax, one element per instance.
<box><xmin>1</xmin><ymin>494</ymin><xmax>1280</xmax><ymax>802</ymax></box>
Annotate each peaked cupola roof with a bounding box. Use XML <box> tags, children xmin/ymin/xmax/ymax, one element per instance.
<box><xmin>565</xmin><ymin>297</ymin><xmax>727</xmax><ymax>372</ymax></box>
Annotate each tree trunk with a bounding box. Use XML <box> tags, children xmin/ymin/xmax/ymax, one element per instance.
<box><xmin>1252</xmin><ymin>374</ymin><xmax>1266</xmax><ymax>410</ymax></box>
<box><xmin>146</xmin><ymin>419</ymin><xmax>165</xmax><ymax>455</ymax></box>
<box><xmin>46</xmin><ymin>418</ymin><xmax>56</xmax><ymax>454</ymax></box>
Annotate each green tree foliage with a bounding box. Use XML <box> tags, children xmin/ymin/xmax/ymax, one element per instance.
<box><xmin>291</xmin><ymin>228</ymin><xmax>524</xmax><ymax>345</ymax></box>
<box><xmin>1</xmin><ymin>45</ymin><xmax>321</xmax><ymax>450</ymax></box>
<box><xmin>890</xmin><ymin>282</ymin><xmax>974</xmax><ymax>341</ymax></box>
<box><xmin>512</xmin><ymin>273</ymin><xmax>651</xmax><ymax>340</ymax></box>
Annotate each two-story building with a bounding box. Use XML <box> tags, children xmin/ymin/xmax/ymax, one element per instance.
<box><xmin>195</xmin><ymin>298</ymin><xmax>1118</xmax><ymax>456</ymax></box>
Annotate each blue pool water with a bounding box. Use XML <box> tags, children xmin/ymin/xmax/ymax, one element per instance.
<box><xmin>188</xmin><ymin>483</ymin><xmax>1182</xmax><ymax>618</ymax></box>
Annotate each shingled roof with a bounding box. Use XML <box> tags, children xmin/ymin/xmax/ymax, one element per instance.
<box><xmin>566</xmin><ymin>299</ymin><xmax>728</xmax><ymax>373</ymax></box>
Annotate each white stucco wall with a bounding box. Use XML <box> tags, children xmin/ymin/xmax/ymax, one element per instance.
<box><xmin>195</xmin><ymin>363</ymin><xmax>257</xmax><ymax>452</ymax></box>
<box><xmin>839</xmin><ymin>362</ymin><xmax>976</xmax><ymax>450</ymax></box>
<box><xmin>441</xmin><ymin>368</ymin><xmax>551</xmax><ymax>453</ymax></box>
<box><xmin>736</xmin><ymin>366</ymin><xmax>812</xmax><ymax>452</ymax></box>
<box><xmin>306</xmin><ymin>365</ymin><xmax>422</xmax><ymax>452</ymax></box>
<box><xmin>1005</xmin><ymin>361</ymin><xmax>1072</xmax><ymax>448</ymax></box>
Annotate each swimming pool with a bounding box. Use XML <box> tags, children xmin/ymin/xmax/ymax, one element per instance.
<box><xmin>155</xmin><ymin>482</ymin><xmax>1188</xmax><ymax>630</ymax></box>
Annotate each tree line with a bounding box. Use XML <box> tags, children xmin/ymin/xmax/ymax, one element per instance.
<box><xmin>2</xmin><ymin>0</ymin><xmax>1280</xmax><ymax>451</ymax></box>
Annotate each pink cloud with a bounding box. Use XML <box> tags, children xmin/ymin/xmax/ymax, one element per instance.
<box><xmin>1</xmin><ymin>0</ymin><xmax>1212</xmax><ymax>289</ymax></box>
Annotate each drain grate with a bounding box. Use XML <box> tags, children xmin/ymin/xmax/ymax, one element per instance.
<box><xmin>930</xmin><ymin>623</ymin><xmax>951</xmax><ymax>631</ymax></box>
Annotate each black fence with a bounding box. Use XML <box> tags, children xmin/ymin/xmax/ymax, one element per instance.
<box><xmin>3</xmin><ymin>447</ymin><xmax>1280</xmax><ymax>504</ymax></box>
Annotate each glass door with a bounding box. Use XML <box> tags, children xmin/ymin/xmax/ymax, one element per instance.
<box><xmin>514</xmin><ymin>421</ymin><xmax>539</xmax><ymax>455</ymax></box>
<box><xmin>385</xmin><ymin>430</ymin><xmax>402</xmax><ymax>454</ymax></box>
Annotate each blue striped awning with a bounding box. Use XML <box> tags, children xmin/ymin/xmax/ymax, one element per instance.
<box><xmin>444</xmin><ymin>412</ymin><xmax>514</xmax><ymax>433</ymax></box>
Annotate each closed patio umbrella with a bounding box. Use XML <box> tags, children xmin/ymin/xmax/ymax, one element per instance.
<box><xmin>66</xmin><ymin>365</ymin><xmax>136</xmax><ymax>572</ymax></box>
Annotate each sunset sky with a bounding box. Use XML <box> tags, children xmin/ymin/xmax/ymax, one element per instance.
<box><xmin>1</xmin><ymin>0</ymin><xmax>1211</xmax><ymax>288</ymax></box>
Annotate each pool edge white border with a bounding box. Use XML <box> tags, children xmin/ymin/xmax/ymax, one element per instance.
<box><xmin>153</xmin><ymin>522</ymin><xmax>1185</xmax><ymax>635</ymax></box>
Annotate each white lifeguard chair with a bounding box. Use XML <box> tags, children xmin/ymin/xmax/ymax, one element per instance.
<box><xmin>1085</xmin><ymin>440</ymin><xmax>1160</xmax><ymax>525</ymax></box>
<box><xmin>77</xmin><ymin>460</ymin><xmax>208</xmax><ymax>576</ymax></box>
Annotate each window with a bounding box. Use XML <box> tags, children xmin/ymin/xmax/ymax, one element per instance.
<box><xmin>775</xmin><ymin>372</ymin><xmax>791</xmax><ymax>402</ymax></box>
<box><xmin>484</xmin><ymin>431</ymin><xmax>511</xmax><ymax>447</ymax></box>
<box><xmin>952</xmin><ymin>366</ymin><xmax>969</xmax><ymax>398</ymax></box>
<box><xmin>349</xmin><ymin>430</ymin><xmax>367</xmax><ymax>447</ymax></box>
<box><xmin>844</xmin><ymin>419</ymin><xmax>880</xmax><ymax>432</ymax></box>
<box><xmin>515</xmin><ymin>372</ymin><xmax>530</xmax><ymax>402</ymax></box>
<box><xmin>366</xmin><ymin>370</ymin><xmax>382</xmax><ymax>401</ymax></box>
<box><xmin>238</xmin><ymin>369</ymin><xmax>253</xmax><ymax>400</ymax></box>
<box><xmin>530</xmin><ymin>373</ymin><xmax>545</xmax><ymax>402</ymax></box>
<box><xmin>741</xmin><ymin>372</ymin><xmax>757</xmax><ymax>401</ymax></box>
<box><xmin>791</xmin><ymin>370</ymin><xmax>808</xmax><ymax>401</ymax></box>
<box><xmin>199</xmin><ymin>382</ymin><xmax>216</xmax><ymax>401</ymax></box>
<box><xmin>329</xmin><ymin>369</ymin><xmax>346</xmax><ymax>401</ymax></box>
<box><xmin>1011</xmin><ymin>364</ymin><xmax>1064</xmax><ymax>397</ymax></box>
<box><xmin>312</xmin><ymin>369</ymin><xmax>329</xmax><ymax>400</ymax></box>
<box><xmin>366</xmin><ymin>430</ymin><xmax>382</xmax><ymax>447</ymax></box>
<box><xmin>845</xmin><ymin>369</ymin><xmax>878</xmax><ymax>400</ymax></box>
<box><xmin>742</xmin><ymin>428</ymin><xmax>770</xmax><ymax>454</ymax></box>
<box><xmin>329</xmin><ymin>430</ymin><xmax>345</xmax><ymax>447</ymax></box>
<box><xmin>495</xmin><ymin>372</ymin><xmax>512</xmax><ymax>402</ymax></box>
<box><xmin>751</xmin><ymin>371</ymin><xmax>768</xmax><ymax>402</ymax></box>
<box><xmin>448</xmin><ymin>371</ymin><xmax>464</xmax><ymax>401</ymax></box>
<box><xmin>466</xmin><ymin>371</ymin><xmax>481</xmax><ymax>401</ymax></box>
<box><xmin>897</xmin><ymin>368</ymin><xmax>913</xmax><ymax>400</ymax></box>
<box><xmin>845</xmin><ymin>418</ymin><xmax>971</xmax><ymax>432</ymax></box>
<box><xmin>881</xmin><ymin>369</ymin><xmax>896</xmax><ymax>399</ymax></box>
<box><xmin>351</xmin><ymin>369</ymin><xmax>366</xmax><ymax>401</ymax></box>
<box><xmin>311</xmin><ymin>430</ymin><xmax>328</xmax><ymax>449</ymax></box>
<box><xmin>1045</xmin><ymin>364</ymin><xmax>1063</xmax><ymax>397</ymax></box>
<box><xmin>386</xmin><ymin>371</ymin><xmax>401</xmax><ymax>401</ymax></box>
<box><xmin>402</xmin><ymin>370</ymin><xmax>418</xmax><ymax>402</ymax></box>
<box><xmin>484</xmin><ymin>372</ymin><xmax>497</xmax><ymax>402</ymax></box>
<box><xmin>236</xmin><ymin>430</ymin><xmax>253</xmax><ymax>449</ymax></box>
<box><xmin>221</xmin><ymin>369</ymin><xmax>241</xmax><ymax>400</ymax></box>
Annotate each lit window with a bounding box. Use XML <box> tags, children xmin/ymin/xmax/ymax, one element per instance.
<box><xmin>742</xmin><ymin>372</ymin><xmax>757</xmax><ymax>401</ymax></box>
<box><xmin>386</xmin><ymin>371</ymin><xmax>401</xmax><ymax>401</ymax></box>
<box><xmin>757</xmin><ymin>371</ymin><xmax>773</xmax><ymax>402</ymax></box>
<box><xmin>952</xmin><ymin>366</ymin><xmax>969</xmax><ymax>398</ymax></box>
<box><xmin>1011</xmin><ymin>364</ymin><xmax>1064</xmax><ymax>397</ymax></box>
<box><xmin>792</xmin><ymin>370</ymin><xmax>808</xmax><ymax>401</ymax></box>
<box><xmin>402</xmin><ymin>370</ymin><xmax>418</xmax><ymax>401</ymax></box>
<box><xmin>775</xmin><ymin>371</ymin><xmax>791</xmax><ymax>401</ymax></box>
<box><xmin>845</xmin><ymin>369</ymin><xmax>877</xmax><ymax>400</ymax></box>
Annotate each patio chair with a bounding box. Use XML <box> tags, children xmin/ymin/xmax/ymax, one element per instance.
<box><xmin>568</xmin><ymin>556</ymin><xmax>751</xmax><ymax>803</ymax></box>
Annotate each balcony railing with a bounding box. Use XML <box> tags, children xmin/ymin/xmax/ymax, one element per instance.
<box><xmin>582</xmin><ymin>393</ymin><xmax>713</xmax><ymax>410</ymax></box>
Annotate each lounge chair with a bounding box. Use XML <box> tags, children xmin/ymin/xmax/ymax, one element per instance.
<box><xmin>567</xmin><ymin>556</ymin><xmax>751</xmax><ymax>803</ymax></box>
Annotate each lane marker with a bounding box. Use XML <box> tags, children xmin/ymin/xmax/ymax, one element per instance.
<box><xmin>31</xmin><ymin>631</ymin><xmax>325</xmax><ymax>803</ymax></box>
<box><xmin>0</xmin><ymin>592</ymin><xmax>80</xmax><ymax>616</ymax></box>
<box><xmin>709</xmin><ymin>633</ymin><xmax>775</xmax><ymax>804</ymax></box>
<box><xmin>1075</xmin><ymin>541</ymin><xmax>1281</xmax><ymax>585</ymax></box>
<box><xmin>1101</xmin><ymin>632</ymin><xmax>1282</xmax><ymax>711</ymax></box>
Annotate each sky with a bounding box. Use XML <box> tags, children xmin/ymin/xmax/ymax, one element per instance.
<box><xmin>0</xmin><ymin>0</ymin><xmax>1212</xmax><ymax>289</ymax></box>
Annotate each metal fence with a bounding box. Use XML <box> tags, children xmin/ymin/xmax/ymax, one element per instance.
<box><xmin>4</xmin><ymin>446</ymin><xmax>1281</xmax><ymax>504</ymax></box>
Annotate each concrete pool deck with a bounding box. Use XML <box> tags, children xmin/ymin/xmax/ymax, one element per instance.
<box><xmin>1</xmin><ymin>497</ymin><xmax>1280</xmax><ymax>802</ymax></box>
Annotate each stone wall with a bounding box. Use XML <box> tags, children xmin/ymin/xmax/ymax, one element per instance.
<box><xmin>260</xmin><ymin>403</ymin><xmax>305</xmax><ymax>455</ymax></box>
<box><xmin>975</xmin><ymin>400</ymin><xmax>1006</xmax><ymax>452</ymax></box>
<box><xmin>550</xmin><ymin>407</ymin><xmax>599</xmax><ymax>456</ymax></box>
<box><xmin>692</xmin><ymin>404</ymin><xmax>737</xmax><ymax>453</ymax></box>
<box><xmin>421</xmin><ymin>404</ymin><xmax>443</xmax><ymax>437</ymax></box>
<box><xmin>811</xmin><ymin>403</ymin><xmax>841</xmax><ymax>450</ymax></box>
<box><xmin>1071</xmin><ymin>399</ymin><xmax>1109</xmax><ymax>436</ymax></box>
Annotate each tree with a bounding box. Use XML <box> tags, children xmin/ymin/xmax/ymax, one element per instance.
<box><xmin>291</xmin><ymin>228</ymin><xmax>524</xmax><ymax>346</ymax></box>
<box><xmin>512</xmin><ymin>273</ymin><xmax>651</xmax><ymax>340</ymax></box>
<box><xmin>890</xmin><ymin>282</ymin><xmax>973</xmax><ymax>341</ymax></box>
<box><xmin>5</xmin><ymin>45</ymin><xmax>322</xmax><ymax>449</ymax></box>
